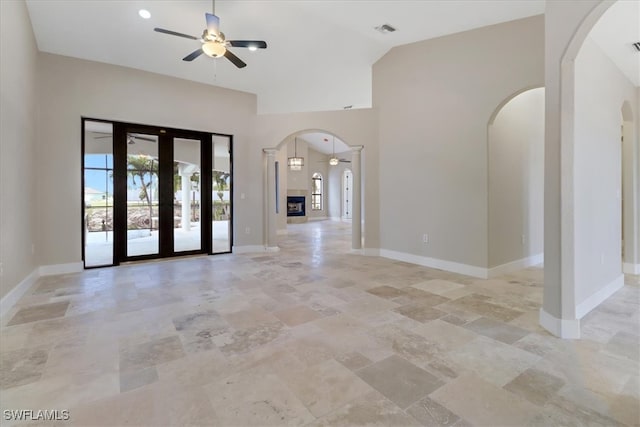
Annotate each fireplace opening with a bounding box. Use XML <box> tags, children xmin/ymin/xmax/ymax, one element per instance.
<box><xmin>287</xmin><ymin>196</ymin><xmax>305</xmax><ymax>217</ymax></box>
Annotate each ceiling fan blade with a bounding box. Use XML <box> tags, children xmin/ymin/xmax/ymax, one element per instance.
<box><xmin>224</xmin><ymin>49</ymin><xmax>247</xmax><ymax>68</ymax></box>
<box><xmin>129</xmin><ymin>134</ymin><xmax>157</xmax><ymax>142</ymax></box>
<box><xmin>183</xmin><ymin>48</ymin><xmax>204</xmax><ymax>62</ymax></box>
<box><xmin>339</xmin><ymin>159</ymin><xmax>351</xmax><ymax>163</ymax></box>
<box><xmin>227</xmin><ymin>40</ymin><xmax>267</xmax><ymax>49</ymax></box>
<box><xmin>154</xmin><ymin>27</ymin><xmax>198</xmax><ymax>40</ymax></box>
<box><xmin>205</xmin><ymin>13</ymin><xmax>220</xmax><ymax>37</ymax></box>
<box><xmin>94</xmin><ymin>135</ymin><xmax>112</xmax><ymax>139</ymax></box>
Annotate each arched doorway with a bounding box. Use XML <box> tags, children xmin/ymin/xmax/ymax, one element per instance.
<box><xmin>542</xmin><ymin>0</ymin><xmax>639</xmax><ymax>337</ymax></box>
<box><xmin>488</xmin><ymin>87</ymin><xmax>545</xmax><ymax>276</ymax></box>
<box><xmin>263</xmin><ymin>130</ymin><xmax>364</xmax><ymax>251</ymax></box>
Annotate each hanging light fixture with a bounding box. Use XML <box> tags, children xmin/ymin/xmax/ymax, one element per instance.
<box><xmin>329</xmin><ymin>136</ymin><xmax>340</xmax><ymax>166</ymax></box>
<box><xmin>288</xmin><ymin>137</ymin><xmax>304</xmax><ymax>171</ymax></box>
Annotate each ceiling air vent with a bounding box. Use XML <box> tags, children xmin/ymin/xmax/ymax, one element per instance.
<box><xmin>375</xmin><ymin>24</ymin><xmax>396</xmax><ymax>34</ymax></box>
<box><xmin>634</xmin><ymin>42</ymin><xmax>640</xmax><ymax>52</ymax></box>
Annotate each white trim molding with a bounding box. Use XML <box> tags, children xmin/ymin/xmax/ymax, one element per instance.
<box><xmin>539</xmin><ymin>308</ymin><xmax>581</xmax><ymax>339</ymax></box>
<box><xmin>623</xmin><ymin>263</ymin><xmax>640</xmax><ymax>275</ymax></box>
<box><xmin>39</xmin><ymin>262</ymin><xmax>83</xmax><ymax>276</ymax></box>
<box><xmin>575</xmin><ymin>274</ymin><xmax>624</xmax><ymax>319</ymax></box>
<box><xmin>0</xmin><ymin>267</ymin><xmax>39</xmax><ymax>315</ymax></box>
<box><xmin>488</xmin><ymin>253</ymin><xmax>544</xmax><ymax>278</ymax></box>
<box><xmin>233</xmin><ymin>245</ymin><xmax>280</xmax><ymax>254</ymax></box>
<box><xmin>379</xmin><ymin>249</ymin><xmax>488</xmax><ymax>279</ymax></box>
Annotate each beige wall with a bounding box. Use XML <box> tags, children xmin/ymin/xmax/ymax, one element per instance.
<box><xmin>488</xmin><ymin>88</ymin><xmax>545</xmax><ymax>268</ymax></box>
<box><xmin>374</xmin><ymin>15</ymin><xmax>544</xmax><ymax>269</ymax></box>
<box><xmin>574</xmin><ymin>36</ymin><xmax>638</xmax><ymax>305</ymax></box>
<box><xmin>36</xmin><ymin>53</ymin><xmax>258</xmax><ymax>265</ymax></box>
<box><xmin>0</xmin><ymin>0</ymin><xmax>39</xmax><ymax>299</ymax></box>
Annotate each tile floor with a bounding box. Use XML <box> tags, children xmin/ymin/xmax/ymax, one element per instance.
<box><xmin>1</xmin><ymin>221</ymin><xmax>638</xmax><ymax>426</ymax></box>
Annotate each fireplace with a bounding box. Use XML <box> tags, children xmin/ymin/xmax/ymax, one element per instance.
<box><xmin>287</xmin><ymin>196</ymin><xmax>305</xmax><ymax>217</ymax></box>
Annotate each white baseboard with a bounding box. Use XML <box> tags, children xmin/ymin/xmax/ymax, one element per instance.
<box><xmin>575</xmin><ymin>274</ymin><xmax>624</xmax><ymax>319</ymax></box>
<box><xmin>233</xmin><ymin>245</ymin><xmax>280</xmax><ymax>254</ymax></box>
<box><xmin>539</xmin><ymin>308</ymin><xmax>581</xmax><ymax>339</ymax></box>
<box><xmin>361</xmin><ymin>248</ymin><xmax>380</xmax><ymax>257</ymax></box>
<box><xmin>308</xmin><ymin>216</ymin><xmax>328</xmax><ymax>221</ymax></box>
<box><xmin>39</xmin><ymin>262</ymin><xmax>83</xmax><ymax>276</ymax></box>
<box><xmin>379</xmin><ymin>249</ymin><xmax>488</xmax><ymax>278</ymax></box>
<box><xmin>0</xmin><ymin>267</ymin><xmax>39</xmax><ymax>315</ymax></box>
<box><xmin>488</xmin><ymin>253</ymin><xmax>544</xmax><ymax>278</ymax></box>
<box><xmin>623</xmin><ymin>263</ymin><xmax>640</xmax><ymax>274</ymax></box>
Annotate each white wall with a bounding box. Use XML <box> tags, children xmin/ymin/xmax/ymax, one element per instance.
<box><xmin>374</xmin><ymin>15</ymin><xmax>544</xmax><ymax>272</ymax></box>
<box><xmin>36</xmin><ymin>53</ymin><xmax>258</xmax><ymax>266</ymax></box>
<box><xmin>573</xmin><ymin>36</ymin><xmax>638</xmax><ymax>306</ymax></box>
<box><xmin>488</xmin><ymin>88</ymin><xmax>545</xmax><ymax>268</ymax></box>
<box><xmin>0</xmin><ymin>0</ymin><xmax>39</xmax><ymax>299</ymax></box>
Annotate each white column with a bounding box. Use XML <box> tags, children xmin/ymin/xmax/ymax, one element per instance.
<box><xmin>264</xmin><ymin>149</ymin><xmax>278</xmax><ymax>249</ymax></box>
<box><xmin>179</xmin><ymin>165</ymin><xmax>193</xmax><ymax>231</ymax></box>
<box><xmin>351</xmin><ymin>146</ymin><xmax>364</xmax><ymax>250</ymax></box>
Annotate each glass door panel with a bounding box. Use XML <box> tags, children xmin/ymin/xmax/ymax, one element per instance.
<box><xmin>83</xmin><ymin>120</ymin><xmax>114</xmax><ymax>267</ymax></box>
<box><xmin>212</xmin><ymin>135</ymin><xmax>231</xmax><ymax>253</ymax></box>
<box><xmin>126</xmin><ymin>132</ymin><xmax>159</xmax><ymax>257</ymax></box>
<box><xmin>173</xmin><ymin>137</ymin><xmax>202</xmax><ymax>253</ymax></box>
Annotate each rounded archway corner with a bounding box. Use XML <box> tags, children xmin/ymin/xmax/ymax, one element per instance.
<box><xmin>621</xmin><ymin>100</ymin><xmax>634</xmax><ymax>122</ymax></box>
<box><xmin>275</xmin><ymin>129</ymin><xmax>353</xmax><ymax>152</ymax></box>
<box><xmin>488</xmin><ymin>86</ymin><xmax>545</xmax><ymax>126</ymax></box>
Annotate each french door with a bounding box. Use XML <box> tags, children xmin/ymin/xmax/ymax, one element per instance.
<box><xmin>82</xmin><ymin>119</ymin><xmax>232</xmax><ymax>268</ymax></box>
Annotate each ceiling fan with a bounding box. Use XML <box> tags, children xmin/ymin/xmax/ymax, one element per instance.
<box><xmin>323</xmin><ymin>137</ymin><xmax>351</xmax><ymax>165</ymax></box>
<box><xmin>153</xmin><ymin>0</ymin><xmax>267</xmax><ymax>69</ymax></box>
<box><xmin>93</xmin><ymin>133</ymin><xmax>157</xmax><ymax>145</ymax></box>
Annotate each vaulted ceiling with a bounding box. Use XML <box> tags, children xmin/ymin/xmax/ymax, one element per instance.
<box><xmin>25</xmin><ymin>0</ymin><xmax>636</xmax><ymax>117</ymax></box>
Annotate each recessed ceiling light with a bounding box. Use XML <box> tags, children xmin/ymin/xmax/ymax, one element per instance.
<box><xmin>139</xmin><ymin>9</ymin><xmax>151</xmax><ymax>19</ymax></box>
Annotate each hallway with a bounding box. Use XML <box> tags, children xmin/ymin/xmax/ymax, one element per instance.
<box><xmin>1</xmin><ymin>220</ymin><xmax>638</xmax><ymax>425</ymax></box>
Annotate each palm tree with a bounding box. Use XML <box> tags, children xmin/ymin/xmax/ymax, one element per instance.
<box><xmin>212</xmin><ymin>170</ymin><xmax>230</xmax><ymax>219</ymax></box>
<box><xmin>127</xmin><ymin>155</ymin><xmax>158</xmax><ymax>229</ymax></box>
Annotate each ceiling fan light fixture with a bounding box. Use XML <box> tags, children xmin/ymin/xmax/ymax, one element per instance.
<box><xmin>202</xmin><ymin>41</ymin><xmax>226</xmax><ymax>57</ymax></box>
<box><xmin>138</xmin><ymin>9</ymin><xmax>151</xmax><ymax>19</ymax></box>
<box><xmin>329</xmin><ymin>157</ymin><xmax>339</xmax><ymax>166</ymax></box>
<box><xmin>248</xmin><ymin>45</ymin><xmax>258</xmax><ymax>51</ymax></box>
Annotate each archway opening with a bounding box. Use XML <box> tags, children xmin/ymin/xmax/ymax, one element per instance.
<box><xmin>488</xmin><ymin>87</ymin><xmax>545</xmax><ymax>275</ymax></box>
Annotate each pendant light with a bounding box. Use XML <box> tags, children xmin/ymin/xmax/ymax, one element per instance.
<box><xmin>329</xmin><ymin>136</ymin><xmax>339</xmax><ymax>166</ymax></box>
<box><xmin>288</xmin><ymin>137</ymin><xmax>304</xmax><ymax>171</ymax></box>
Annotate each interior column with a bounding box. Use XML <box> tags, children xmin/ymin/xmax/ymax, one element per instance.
<box><xmin>351</xmin><ymin>146</ymin><xmax>364</xmax><ymax>250</ymax></box>
<box><xmin>263</xmin><ymin>148</ymin><xmax>278</xmax><ymax>249</ymax></box>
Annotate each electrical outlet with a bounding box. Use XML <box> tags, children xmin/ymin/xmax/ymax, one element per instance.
<box><xmin>422</xmin><ymin>233</ymin><xmax>429</xmax><ymax>244</ymax></box>
<box><xmin>245</xmin><ymin>227</ymin><xmax>250</xmax><ymax>234</ymax></box>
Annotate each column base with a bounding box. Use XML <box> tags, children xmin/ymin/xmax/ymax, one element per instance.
<box><xmin>539</xmin><ymin>308</ymin><xmax>580</xmax><ymax>339</ymax></box>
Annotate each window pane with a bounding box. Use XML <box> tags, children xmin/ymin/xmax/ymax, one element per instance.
<box><xmin>174</xmin><ymin>137</ymin><xmax>202</xmax><ymax>253</ymax></box>
<box><xmin>84</xmin><ymin>121</ymin><xmax>114</xmax><ymax>267</ymax></box>
<box><xmin>212</xmin><ymin>136</ymin><xmax>231</xmax><ymax>253</ymax></box>
<box><xmin>126</xmin><ymin>133</ymin><xmax>159</xmax><ymax>257</ymax></box>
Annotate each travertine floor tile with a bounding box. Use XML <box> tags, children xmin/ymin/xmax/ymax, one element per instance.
<box><xmin>356</xmin><ymin>355</ymin><xmax>444</xmax><ymax>409</ymax></box>
<box><xmin>0</xmin><ymin>221</ymin><xmax>637</xmax><ymax>426</ymax></box>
